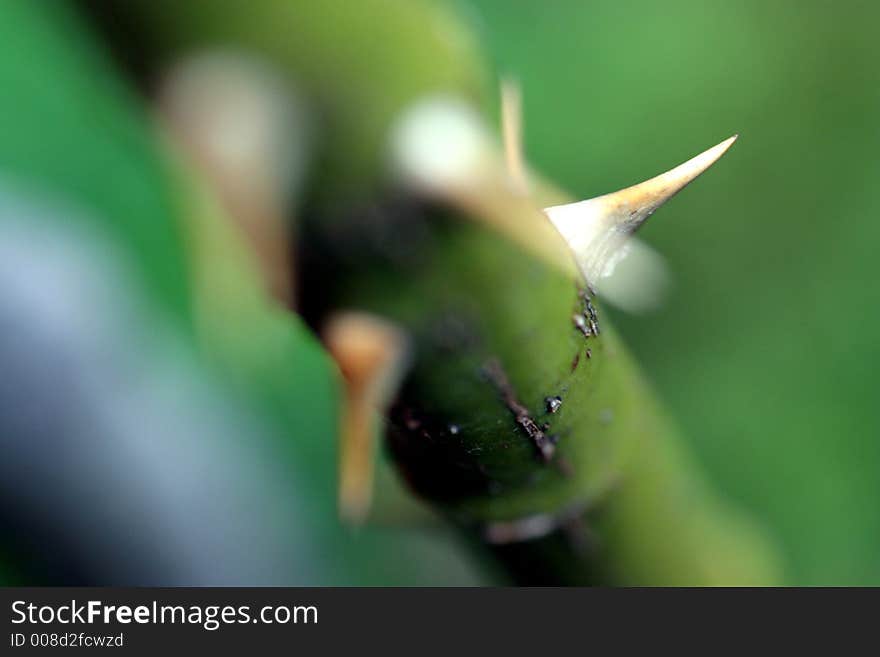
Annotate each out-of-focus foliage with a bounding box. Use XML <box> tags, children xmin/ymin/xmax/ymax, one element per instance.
<box><xmin>466</xmin><ymin>0</ymin><xmax>880</xmax><ymax>584</ymax></box>
<box><xmin>128</xmin><ymin>0</ymin><xmax>488</xmax><ymax>199</ymax></box>
<box><xmin>0</xmin><ymin>1</ymin><xmax>192</xmax><ymax>326</ymax></box>
<box><xmin>0</xmin><ymin>1</ymin><xmax>484</xmax><ymax>585</ymax></box>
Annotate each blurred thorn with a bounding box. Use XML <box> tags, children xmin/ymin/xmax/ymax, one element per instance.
<box><xmin>388</xmin><ymin>94</ymin><xmax>575</xmax><ymax>276</ymax></box>
<box><xmin>543</xmin><ymin>135</ymin><xmax>737</xmax><ymax>295</ymax></box>
<box><xmin>158</xmin><ymin>50</ymin><xmax>310</xmax><ymax>307</ymax></box>
<box><xmin>323</xmin><ymin>312</ymin><xmax>411</xmax><ymax>525</ymax></box>
<box><xmin>500</xmin><ymin>77</ymin><xmax>528</xmax><ymax>193</ymax></box>
<box><xmin>389</xmin><ymin>96</ymin><xmax>735</xmax><ymax>312</ymax></box>
<box><xmin>389</xmin><ymin>94</ymin><xmax>495</xmax><ymax>193</ymax></box>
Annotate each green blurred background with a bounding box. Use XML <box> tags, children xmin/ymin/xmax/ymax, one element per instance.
<box><xmin>465</xmin><ymin>0</ymin><xmax>880</xmax><ymax>584</ymax></box>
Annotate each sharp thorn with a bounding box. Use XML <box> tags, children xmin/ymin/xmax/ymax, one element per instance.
<box><xmin>543</xmin><ymin>136</ymin><xmax>737</xmax><ymax>286</ymax></box>
<box><xmin>545</xmin><ymin>135</ymin><xmax>738</xmax><ymax>236</ymax></box>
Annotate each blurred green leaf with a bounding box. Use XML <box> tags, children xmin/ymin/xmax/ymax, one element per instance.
<box><xmin>0</xmin><ymin>0</ymin><xmax>484</xmax><ymax>585</ymax></box>
<box><xmin>0</xmin><ymin>1</ymin><xmax>193</xmax><ymax>327</ymax></box>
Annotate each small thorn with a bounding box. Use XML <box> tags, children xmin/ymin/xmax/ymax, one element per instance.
<box><xmin>543</xmin><ymin>136</ymin><xmax>737</xmax><ymax>288</ymax></box>
<box><xmin>500</xmin><ymin>77</ymin><xmax>527</xmax><ymax>191</ymax></box>
<box><xmin>389</xmin><ymin>95</ymin><xmax>494</xmax><ymax>192</ymax></box>
<box><xmin>323</xmin><ymin>313</ymin><xmax>410</xmax><ymax>525</ymax></box>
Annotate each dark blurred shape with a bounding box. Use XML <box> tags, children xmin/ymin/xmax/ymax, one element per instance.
<box><xmin>0</xmin><ymin>188</ymin><xmax>322</xmax><ymax>584</ymax></box>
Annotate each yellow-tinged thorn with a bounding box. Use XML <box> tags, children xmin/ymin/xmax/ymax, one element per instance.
<box><xmin>501</xmin><ymin>78</ymin><xmax>527</xmax><ymax>191</ymax></box>
<box><xmin>543</xmin><ymin>135</ymin><xmax>737</xmax><ymax>285</ymax></box>
<box><xmin>158</xmin><ymin>52</ymin><xmax>307</xmax><ymax>306</ymax></box>
<box><xmin>323</xmin><ymin>313</ymin><xmax>410</xmax><ymax>525</ymax></box>
<box><xmin>605</xmin><ymin>134</ymin><xmax>737</xmax><ymax>231</ymax></box>
<box><xmin>546</xmin><ymin>135</ymin><xmax>737</xmax><ymax>234</ymax></box>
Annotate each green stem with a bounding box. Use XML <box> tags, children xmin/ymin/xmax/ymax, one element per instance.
<box><xmin>103</xmin><ymin>0</ymin><xmax>782</xmax><ymax>585</ymax></box>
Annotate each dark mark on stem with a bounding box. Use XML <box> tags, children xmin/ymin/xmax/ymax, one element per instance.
<box><xmin>574</xmin><ymin>287</ymin><xmax>602</xmax><ymax>339</ymax></box>
<box><xmin>483</xmin><ymin>358</ymin><xmax>555</xmax><ymax>462</ymax></box>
